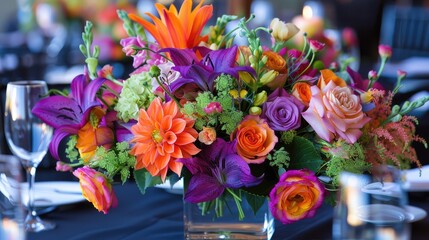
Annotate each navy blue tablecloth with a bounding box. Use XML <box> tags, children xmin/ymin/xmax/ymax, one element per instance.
<box><xmin>27</xmin><ymin>170</ymin><xmax>428</xmax><ymax>240</ymax></box>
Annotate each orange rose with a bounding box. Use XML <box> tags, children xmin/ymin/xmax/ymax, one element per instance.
<box><xmin>232</xmin><ymin>115</ymin><xmax>278</xmax><ymax>164</ymax></box>
<box><xmin>263</xmin><ymin>50</ymin><xmax>287</xmax><ymax>74</ymax></box>
<box><xmin>317</xmin><ymin>69</ymin><xmax>347</xmax><ymax>90</ymax></box>
<box><xmin>269</xmin><ymin>169</ymin><xmax>325</xmax><ymax>224</ymax></box>
<box><xmin>292</xmin><ymin>82</ymin><xmax>312</xmax><ymax>106</ymax></box>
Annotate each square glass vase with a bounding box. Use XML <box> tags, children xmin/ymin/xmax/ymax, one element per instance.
<box><xmin>183</xmin><ymin>196</ymin><xmax>274</xmax><ymax>239</ymax></box>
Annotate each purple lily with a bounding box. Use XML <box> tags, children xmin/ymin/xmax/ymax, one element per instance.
<box><xmin>179</xmin><ymin>138</ymin><xmax>263</xmax><ymax>203</ymax></box>
<box><xmin>165</xmin><ymin>46</ymin><xmax>255</xmax><ymax>92</ymax></box>
<box><xmin>32</xmin><ymin>74</ymin><xmax>106</xmax><ymax>160</ymax></box>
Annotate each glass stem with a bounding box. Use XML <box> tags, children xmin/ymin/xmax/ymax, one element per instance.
<box><xmin>26</xmin><ymin>166</ymin><xmax>38</xmax><ymax>218</ymax></box>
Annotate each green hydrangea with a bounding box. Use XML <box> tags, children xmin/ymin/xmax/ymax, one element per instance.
<box><xmin>115</xmin><ymin>72</ymin><xmax>155</xmax><ymax>122</ymax></box>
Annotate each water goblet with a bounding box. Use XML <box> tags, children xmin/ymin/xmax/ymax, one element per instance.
<box><xmin>0</xmin><ymin>154</ymin><xmax>25</xmax><ymax>239</ymax></box>
<box><xmin>4</xmin><ymin>80</ymin><xmax>54</xmax><ymax>232</ymax></box>
<box><xmin>333</xmin><ymin>165</ymin><xmax>410</xmax><ymax>240</ymax></box>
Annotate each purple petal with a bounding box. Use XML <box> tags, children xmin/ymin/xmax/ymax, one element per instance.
<box><xmin>184</xmin><ymin>174</ymin><xmax>224</xmax><ymax>203</ymax></box>
<box><xmin>210</xmin><ymin>46</ymin><xmax>238</xmax><ymax>73</ymax></box>
<box><xmin>50</xmin><ymin>126</ymin><xmax>78</xmax><ymax>160</ymax></box>
<box><xmin>32</xmin><ymin>96</ymin><xmax>82</xmax><ymax>128</ymax></box>
<box><xmin>179</xmin><ymin>157</ymin><xmax>211</xmax><ymax>175</ymax></box>
<box><xmin>82</xmin><ymin>78</ymin><xmax>106</xmax><ymax>110</ymax></box>
<box><xmin>70</xmin><ymin>74</ymin><xmax>88</xmax><ymax>106</ymax></box>
<box><xmin>223</xmin><ymin>154</ymin><xmax>263</xmax><ymax>188</ymax></box>
<box><xmin>164</xmin><ymin>48</ymin><xmax>198</xmax><ymax>66</ymax></box>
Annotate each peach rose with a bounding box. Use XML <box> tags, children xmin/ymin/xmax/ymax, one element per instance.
<box><xmin>269</xmin><ymin>169</ymin><xmax>325</xmax><ymax>224</ymax></box>
<box><xmin>73</xmin><ymin>166</ymin><xmax>118</xmax><ymax>214</ymax></box>
<box><xmin>317</xmin><ymin>69</ymin><xmax>347</xmax><ymax>90</ymax></box>
<box><xmin>292</xmin><ymin>82</ymin><xmax>312</xmax><ymax>106</ymax></box>
<box><xmin>232</xmin><ymin>115</ymin><xmax>278</xmax><ymax>164</ymax></box>
<box><xmin>302</xmin><ymin>81</ymin><xmax>370</xmax><ymax>143</ymax></box>
<box><xmin>198</xmin><ymin>127</ymin><xmax>217</xmax><ymax>145</ymax></box>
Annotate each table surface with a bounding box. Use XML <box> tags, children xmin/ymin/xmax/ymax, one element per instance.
<box><xmin>26</xmin><ymin>170</ymin><xmax>429</xmax><ymax>240</ymax></box>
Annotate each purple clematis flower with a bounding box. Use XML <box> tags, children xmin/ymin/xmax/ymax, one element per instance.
<box><xmin>32</xmin><ymin>74</ymin><xmax>106</xmax><ymax>160</ymax></box>
<box><xmin>179</xmin><ymin>138</ymin><xmax>263</xmax><ymax>203</ymax></box>
<box><xmin>165</xmin><ymin>46</ymin><xmax>255</xmax><ymax>92</ymax></box>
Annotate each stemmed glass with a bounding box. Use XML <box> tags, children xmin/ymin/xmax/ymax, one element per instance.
<box><xmin>4</xmin><ymin>81</ymin><xmax>54</xmax><ymax>232</ymax></box>
<box><xmin>333</xmin><ymin>165</ymin><xmax>410</xmax><ymax>240</ymax></box>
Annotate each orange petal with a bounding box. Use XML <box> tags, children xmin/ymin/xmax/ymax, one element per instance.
<box><xmin>163</xmin><ymin>98</ymin><xmax>178</xmax><ymax>116</ymax></box>
<box><xmin>169</xmin><ymin>160</ymin><xmax>183</xmax><ymax>177</ymax></box>
<box><xmin>180</xmin><ymin>143</ymin><xmax>201</xmax><ymax>157</ymax></box>
<box><xmin>135</xmin><ymin>155</ymin><xmax>145</xmax><ymax>170</ymax></box>
<box><xmin>178</xmin><ymin>0</ymin><xmax>193</xmax><ymax>36</ymax></box>
<box><xmin>154</xmin><ymin>3</ymin><xmax>168</xmax><ymax>22</ymax></box>
<box><xmin>161</xmin><ymin>115</ymin><xmax>173</xmax><ymax>131</ymax></box>
<box><xmin>155</xmin><ymin>153</ymin><xmax>170</xmax><ymax>171</ymax></box>
<box><xmin>188</xmin><ymin>5</ymin><xmax>213</xmax><ymax>47</ymax></box>
<box><xmin>170</xmin><ymin>145</ymin><xmax>183</xmax><ymax>159</ymax></box>
<box><xmin>159</xmin><ymin>167</ymin><xmax>169</xmax><ymax>182</ymax></box>
<box><xmin>164</xmin><ymin>11</ymin><xmax>187</xmax><ymax>48</ymax></box>
<box><xmin>175</xmin><ymin>132</ymin><xmax>197</xmax><ymax>145</ymax></box>
<box><xmin>170</xmin><ymin>118</ymin><xmax>186</xmax><ymax>134</ymax></box>
<box><xmin>145</xmin><ymin>12</ymin><xmax>174</xmax><ymax>48</ymax></box>
<box><xmin>147</xmin><ymin>98</ymin><xmax>164</xmax><ymax>123</ymax></box>
<box><xmin>128</xmin><ymin>13</ymin><xmax>161</xmax><ymax>42</ymax></box>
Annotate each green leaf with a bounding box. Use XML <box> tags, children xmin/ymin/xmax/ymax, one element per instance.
<box><xmin>133</xmin><ymin>169</ymin><xmax>162</xmax><ymax>195</ymax></box>
<box><xmin>285</xmin><ymin>136</ymin><xmax>323</xmax><ymax>172</ymax></box>
<box><xmin>244</xmin><ymin>192</ymin><xmax>267</xmax><ymax>215</ymax></box>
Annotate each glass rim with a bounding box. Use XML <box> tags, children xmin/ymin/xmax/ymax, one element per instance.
<box><xmin>7</xmin><ymin>80</ymin><xmax>47</xmax><ymax>87</ymax></box>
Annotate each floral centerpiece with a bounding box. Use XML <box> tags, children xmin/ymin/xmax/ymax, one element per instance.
<box><xmin>33</xmin><ymin>0</ymin><xmax>427</xmax><ymax>232</ymax></box>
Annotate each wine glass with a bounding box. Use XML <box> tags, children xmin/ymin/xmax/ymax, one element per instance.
<box><xmin>0</xmin><ymin>154</ymin><xmax>25</xmax><ymax>239</ymax></box>
<box><xmin>4</xmin><ymin>80</ymin><xmax>54</xmax><ymax>232</ymax></box>
<box><xmin>333</xmin><ymin>165</ymin><xmax>410</xmax><ymax>240</ymax></box>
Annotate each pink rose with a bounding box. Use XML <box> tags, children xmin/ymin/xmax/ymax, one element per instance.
<box><xmin>302</xmin><ymin>81</ymin><xmax>370</xmax><ymax>143</ymax></box>
<box><xmin>73</xmin><ymin>167</ymin><xmax>118</xmax><ymax>214</ymax></box>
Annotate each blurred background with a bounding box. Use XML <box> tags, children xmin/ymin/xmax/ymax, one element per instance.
<box><xmin>1</xmin><ymin>0</ymin><xmax>428</xmax><ymax>166</ymax></box>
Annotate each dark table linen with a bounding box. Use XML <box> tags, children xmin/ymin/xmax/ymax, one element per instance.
<box><xmin>27</xmin><ymin>170</ymin><xmax>428</xmax><ymax>240</ymax></box>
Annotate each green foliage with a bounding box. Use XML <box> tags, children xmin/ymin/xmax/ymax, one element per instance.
<box><xmin>182</xmin><ymin>81</ymin><xmax>243</xmax><ymax>135</ymax></box>
<box><xmin>267</xmin><ymin>147</ymin><xmax>290</xmax><ymax>169</ymax></box>
<box><xmin>280</xmin><ymin>131</ymin><xmax>296</xmax><ymax>145</ymax></box>
<box><xmin>218</xmin><ymin>110</ymin><xmax>242</xmax><ymax>134</ymax></box>
<box><xmin>325</xmin><ymin>142</ymin><xmax>371</xmax><ymax>187</ymax></box>
<box><xmin>286</xmin><ymin>136</ymin><xmax>323</xmax><ymax>172</ymax></box>
<box><xmin>244</xmin><ymin>192</ymin><xmax>267</xmax><ymax>216</ymax></box>
<box><xmin>65</xmin><ymin>135</ymin><xmax>80</xmax><ymax>162</ymax></box>
<box><xmin>134</xmin><ymin>168</ymin><xmax>163</xmax><ymax>195</ymax></box>
<box><xmin>215</xmin><ymin>74</ymin><xmax>237</xmax><ymax>95</ymax></box>
<box><xmin>92</xmin><ymin>142</ymin><xmax>136</xmax><ymax>184</ymax></box>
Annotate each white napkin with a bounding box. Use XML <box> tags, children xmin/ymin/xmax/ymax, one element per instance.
<box><xmin>403</xmin><ymin>165</ymin><xmax>429</xmax><ymax>191</ymax></box>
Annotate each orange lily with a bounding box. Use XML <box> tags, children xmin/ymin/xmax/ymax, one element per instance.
<box><xmin>128</xmin><ymin>0</ymin><xmax>213</xmax><ymax>49</ymax></box>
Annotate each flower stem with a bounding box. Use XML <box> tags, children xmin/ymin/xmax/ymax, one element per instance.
<box><xmin>226</xmin><ymin>188</ymin><xmax>244</xmax><ymax>221</ymax></box>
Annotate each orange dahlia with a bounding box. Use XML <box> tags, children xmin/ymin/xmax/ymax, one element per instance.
<box><xmin>128</xmin><ymin>0</ymin><xmax>213</xmax><ymax>49</ymax></box>
<box><xmin>130</xmin><ymin>98</ymin><xmax>200</xmax><ymax>181</ymax></box>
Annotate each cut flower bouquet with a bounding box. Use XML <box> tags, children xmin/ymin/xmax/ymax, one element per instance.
<box><xmin>33</xmin><ymin>0</ymin><xmax>428</xmax><ymax>226</ymax></box>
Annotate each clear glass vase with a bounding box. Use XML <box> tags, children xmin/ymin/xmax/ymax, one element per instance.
<box><xmin>183</xmin><ymin>196</ymin><xmax>275</xmax><ymax>239</ymax></box>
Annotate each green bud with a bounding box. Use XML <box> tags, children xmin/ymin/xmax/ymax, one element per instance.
<box><xmin>149</xmin><ymin>65</ymin><xmax>161</xmax><ymax>78</ymax></box>
<box><xmin>259</xmin><ymin>70</ymin><xmax>279</xmax><ymax>85</ymax></box>
<box><xmin>85</xmin><ymin>57</ymin><xmax>98</xmax><ymax>77</ymax></box>
<box><xmin>249</xmin><ymin>106</ymin><xmax>262</xmax><ymax>115</ymax></box>
<box><xmin>253</xmin><ymin>91</ymin><xmax>267</xmax><ymax>106</ymax></box>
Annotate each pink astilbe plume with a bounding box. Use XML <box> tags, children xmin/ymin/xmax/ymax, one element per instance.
<box><xmin>363</xmin><ymin>90</ymin><xmax>426</xmax><ymax>169</ymax></box>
